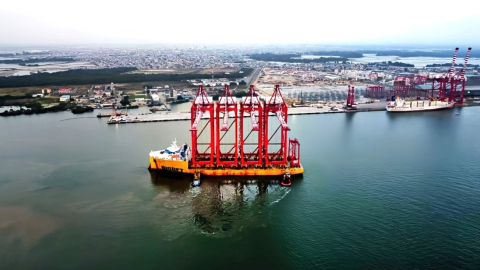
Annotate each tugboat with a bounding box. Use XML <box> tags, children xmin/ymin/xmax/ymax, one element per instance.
<box><xmin>191</xmin><ymin>171</ymin><xmax>201</xmax><ymax>187</ymax></box>
<box><xmin>280</xmin><ymin>171</ymin><xmax>292</xmax><ymax>187</ymax></box>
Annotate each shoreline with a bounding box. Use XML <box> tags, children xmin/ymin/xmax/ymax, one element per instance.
<box><xmin>106</xmin><ymin>101</ymin><xmax>479</xmax><ymax>125</ymax></box>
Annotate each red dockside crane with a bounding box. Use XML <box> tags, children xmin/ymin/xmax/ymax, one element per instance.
<box><xmin>365</xmin><ymin>85</ymin><xmax>385</xmax><ymax>99</ymax></box>
<box><xmin>345</xmin><ymin>85</ymin><xmax>356</xmax><ymax>109</ymax></box>
<box><xmin>440</xmin><ymin>47</ymin><xmax>460</xmax><ymax>101</ymax></box>
<box><xmin>427</xmin><ymin>47</ymin><xmax>471</xmax><ymax>105</ymax></box>
<box><xmin>215</xmin><ymin>85</ymin><xmax>238</xmax><ymax>167</ymax></box>
<box><xmin>190</xmin><ymin>85</ymin><xmax>215</xmax><ymax>167</ymax></box>
<box><xmin>239</xmin><ymin>85</ymin><xmax>263</xmax><ymax>167</ymax></box>
<box><xmin>263</xmin><ymin>85</ymin><xmax>290</xmax><ymax>166</ymax></box>
<box><xmin>391</xmin><ymin>74</ymin><xmax>429</xmax><ymax>100</ymax></box>
<box><xmin>187</xmin><ymin>84</ymin><xmax>301</xmax><ymax>177</ymax></box>
<box><xmin>427</xmin><ymin>47</ymin><xmax>458</xmax><ymax>101</ymax></box>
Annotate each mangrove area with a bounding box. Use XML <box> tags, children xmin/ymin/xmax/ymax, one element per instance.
<box><xmin>0</xmin><ymin>94</ymin><xmax>93</xmax><ymax>116</ymax></box>
<box><xmin>0</xmin><ymin>68</ymin><xmax>253</xmax><ymax>88</ymax></box>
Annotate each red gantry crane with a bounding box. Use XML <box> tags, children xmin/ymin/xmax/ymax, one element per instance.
<box><xmin>365</xmin><ymin>85</ymin><xmax>385</xmax><ymax>99</ymax></box>
<box><xmin>190</xmin><ymin>85</ymin><xmax>215</xmax><ymax>167</ymax></box>
<box><xmin>185</xmin><ymin>84</ymin><xmax>302</xmax><ymax>180</ymax></box>
<box><xmin>215</xmin><ymin>85</ymin><xmax>238</xmax><ymax>167</ymax></box>
<box><xmin>239</xmin><ymin>85</ymin><xmax>263</xmax><ymax>167</ymax></box>
<box><xmin>427</xmin><ymin>47</ymin><xmax>458</xmax><ymax>101</ymax></box>
<box><xmin>427</xmin><ymin>47</ymin><xmax>471</xmax><ymax>104</ymax></box>
<box><xmin>345</xmin><ymin>85</ymin><xmax>356</xmax><ymax>109</ymax></box>
<box><xmin>263</xmin><ymin>85</ymin><xmax>290</xmax><ymax>166</ymax></box>
<box><xmin>440</xmin><ymin>47</ymin><xmax>460</xmax><ymax>101</ymax></box>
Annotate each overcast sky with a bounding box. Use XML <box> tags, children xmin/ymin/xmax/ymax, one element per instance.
<box><xmin>1</xmin><ymin>0</ymin><xmax>479</xmax><ymax>46</ymax></box>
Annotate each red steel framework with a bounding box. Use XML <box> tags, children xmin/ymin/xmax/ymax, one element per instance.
<box><xmin>239</xmin><ymin>85</ymin><xmax>263</xmax><ymax>167</ymax></box>
<box><xmin>288</xmin><ymin>139</ymin><xmax>301</xmax><ymax>167</ymax></box>
<box><xmin>413</xmin><ymin>75</ymin><xmax>429</xmax><ymax>100</ymax></box>
<box><xmin>215</xmin><ymin>85</ymin><xmax>238</xmax><ymax>167</ymax></box>
<box><xmin>190</xmin><ymin>85</ymin><xmax>215</xmax><ymax>167</ymax></box>
<box><xmin>428</xmin><ymin>77</ymin><xmax>446</xmax><ymax>100</ymax></box>
<box><xmin>188</xmin><ymin>84</ymin><xmax>301</xmax><ymax>170</ymax></box>
<box><xmin>388</xmin><ymin>74</ymin><xmax>430</xmax><ymax>100</ymax></box>
<box><xmin>365</xmin><ymin>85</ymin><xmax>385</xmax><ymax>99</ymax></box>
<box><xmin>368</xmin><ymin>72</ymin><xmax>378</xmax><ymax>81</ymax></box>
<box><xmin>392</xmin><ymin>76</ymin><xmax>412</xmax><ymax>98</ymax></box>
<box><xmin>263</xmin><ymin>85</ymin><xmax>290</xmax><ymax>166</ymax></box>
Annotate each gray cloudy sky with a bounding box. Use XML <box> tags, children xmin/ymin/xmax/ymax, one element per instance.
<box><xmin>1</xmin><ymin>0</ymin><xmax>479</xmax><ymax>46</ymax></box>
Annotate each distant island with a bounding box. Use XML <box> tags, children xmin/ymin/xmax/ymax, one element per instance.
<box><xmin>0</xmin><ymin>97</ymin><xmax>78</xmax><ymax>116</ymax></box>
<box><xmin>369</xmin><ymin>61</ymin><xmax>414</xmax><ymax>68</ymax></box>
<box><xmin>249</xmin><ymin>53</ymin><xmax>349</xmax><ymax>63</ymax></box>
<box><xmin>307</xmin><ymin>51</ymin><xmax>364</xmax><ymax>58</ymax></box>
<box><xmin>425</xmin><ymin>63</ymin><xmax>479</xmax><ymax>68</ymax></box>
<box><xmin>356</xmin><ymin>49</ymin><xmax>479</xmax><ymax>58</ymax></box>
<box><xmin>247</xmin><ymin>49</ymin><xmax>478</xmax><ymax>64</ymax></box>
<box><xmin>0</xmin><ymin>51</ymin><xmax>50</xmax><ymax>57</ymax></box>
<box><xmin>0</xmin><ymin>57</ymin><xmax>75</xmax><ymax>64</ymax></box>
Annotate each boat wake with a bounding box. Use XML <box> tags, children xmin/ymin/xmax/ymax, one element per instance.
<box><xmin>60</xmin><ymin>117</ymin><xmax>97</xmax><ymax>121</ymax></box>
<box><xmin>150</xmin><ymin>172</ymin><xmax>291</xmax><ymax>237</ymax></box>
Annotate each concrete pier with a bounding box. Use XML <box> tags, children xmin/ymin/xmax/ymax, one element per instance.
<box><xmin>106</xmin><ymin>102</ymin><xmax>388</xmax><ymax>124</ymax></box>
<box><xmin>106</xmin><ymin>100</ymin><xmax>480</xmax><ymax>124</ymax></box>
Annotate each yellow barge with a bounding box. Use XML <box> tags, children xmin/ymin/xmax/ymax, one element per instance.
<box><xmin>149</xmin><ymin>156</ymin><xmax>304</xmax><ymax>176</ymax></box>
<box><xmin>147</xmin><ymin>85</ymin><xmax>304</xmax><ymax>185</ymax></box>
<box><xmin>148</xmin><ymin>139</ymin><xmax>304</xmax><ymax>177</ymax></box>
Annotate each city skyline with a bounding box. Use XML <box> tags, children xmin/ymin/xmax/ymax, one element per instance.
<box><xmin>1</xmin><ymin>0</ymin><xmax>479</xmax><ymax>47</ymax></box>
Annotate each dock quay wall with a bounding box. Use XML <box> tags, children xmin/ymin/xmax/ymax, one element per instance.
<box><xmin>107</xmin><ymin>104</ymin><xmax>385</xmax><ymax>124</ymax></box>
<box><xmin>107</xmin><ymin>101</ymin><xmax>478</xmax><ymax>124</ymax></box>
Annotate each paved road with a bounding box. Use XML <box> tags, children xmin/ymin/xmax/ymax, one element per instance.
<box><xmin>246</xmin><ymin>68</ymin><xmax>262</xmax><ymax>86</ymax></box>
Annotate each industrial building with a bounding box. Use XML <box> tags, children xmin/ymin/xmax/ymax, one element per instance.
<box><xmin>60</xmin><ymin>95</ymin><xmax>70</xmax><ymax>102</ymax></box>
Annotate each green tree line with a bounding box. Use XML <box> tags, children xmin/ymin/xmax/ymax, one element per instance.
<box><xmin>0</xmin><ymin>68</ymin><xmax>253</xmax><ymax>88</ymax></box>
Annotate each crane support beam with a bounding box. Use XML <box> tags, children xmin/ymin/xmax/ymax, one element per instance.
<box><xmin>264</xmin><ymin>85</ymin><xmax>288</xmax><ymax>166</ymax></box>
<box><xmin>275</xmin><ymin>111</ymin><xmax>290</xmax><ymax>131</ymax></box>
<box><xmin>240</xmin><ymin>85</ymin><xmax>263</xmax><ymax>166</ymax></box>
<box><xmin>190</xmin><ymin>110</ymin><xmax>204</xmax><ymax>131</ymax></box>
<box><xmin>190</xmin><ymin>84</ymin><xmax>215</xmax><ymax>167</ymax></box>
<box><xmin>461</xmin><ymin>47</ymin><xmax>472</xmax><ymax>80</ymax></box>
<box><xmin>221</xmin><ymin>111</ymin><xmax>229</xmax><ymax>131</ymax></box>
<box><xmin>448</xmin><ymin>47</ymin><xmax>460</xmax><ymax>79</ymax></box>
<box><xmin>250</xmin><ymin>111</ymin><xmax>259</xmax><ymax>131</ymax></box>
<box><xmin>215</xmin><ymin>84</ymin><xmax>238</xmax><ymax>167</ymax></box>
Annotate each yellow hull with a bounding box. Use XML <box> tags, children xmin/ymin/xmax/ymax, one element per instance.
<box><xmin>149</xmin><ymin>157</ymin><xmax>304</xmax><ymax>176</ymax></box>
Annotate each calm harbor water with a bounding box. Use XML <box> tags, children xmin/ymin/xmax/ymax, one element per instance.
<box><xmin>1</xmin><ymin>106</ymin><xmax>480</xmax><ymax>269</ymax></box>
